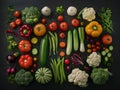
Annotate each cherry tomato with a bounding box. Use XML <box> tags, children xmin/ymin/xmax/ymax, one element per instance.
<box><xmin>60</xmin><ymin>22</ymin><xmax>68</xmax><ymax>31</ymax></box>
<box><xmin>15</xmin><ymin>19</ymin><xmax>22</xmax><ymax>26</ymax></box>
<box><xmin>71</xmin><ymin>18</ymin><xmax>80</xmax><ymax>27</ymax></box>
<box><xmin>96</xmin><ymin>46</ymin><xmax>100</xmax><ymax>50</ymax></box>
<box><xmin>64</xmin><ymin>59</ymin><xmax>70</xmax><ymax>65</ymax></box>
<box><xmin>96</xmin><ymin>41</ymin><xmax>101</xmax><ymax>46</ymax></box>
<box><xmin>41</xmin><ymin>18</ymin><xmax>47</xmax><ymax>24</ymax></box>
<box><xmin>59</xmin><ymin>32</ymin><xmax>66</xmax><ymax>38</ymax></box>
<box><xmin>57</xmin><ymin>15</ymin><xmax>64</xmax><ymax>22</ymax></box>
<box><xmin>91</xmin><ymin>44</ymin><xmax>96</xmax><ymax>48</ymax></box>
<box><xmin>14</xmin><ymin>10</ymin><xmax>21</xmax><ymax>18</ymax></box>
<box><xmin>92</xmin><ymin>48</ymin><xmax>97</xmax><ymax>52</ymax></box>
<box><xmin>9</xmin><ymin>21</ymin><xmax>16</xmax><ymax>29</ymax></box>
<box><xmin>48</xmin><ymin>22</ymin><xmax>58</xmax><ymax>31</ymax></box>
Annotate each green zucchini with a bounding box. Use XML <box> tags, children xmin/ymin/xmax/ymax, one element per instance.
<box><xmin>73</xmin><ymin>29</ymin><xmax>79</xmax><ymax>51</ymax></box>
<box><xmin>40</xmin><ymin>35</ymin><xmax>48</xmax><ymax>66</ymax></box>
<box><xmin>66</xmin><ymin>30</ymin><xmax>72</xmax><ymax>55</ymax></box>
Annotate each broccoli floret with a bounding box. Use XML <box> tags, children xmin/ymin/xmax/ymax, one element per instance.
<box><xmin>22</xmin><ymin>6</ymin><xmax>40</xmax><ymax>24</ymax></box>
<box><xmin>15</xmin><ymin>69</ymin><xmax>33</xmax><ymax>86</ymax></box>
<box><xmin>90</xmin><ymin>68</ymin><xmax>111</xmax><ymax>85</ymax></box>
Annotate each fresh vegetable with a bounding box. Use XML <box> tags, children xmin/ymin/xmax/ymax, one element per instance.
<box><xmin>48</xmin><ymin>22</ymin><xmax>58</xmax><ymax>31</ymax></box>
<box><xmin>39</xmin><ymin>35</ymin><xmax>48</xmax><ymax>66</ymax></box>
<box><xmin>77</xmin><ymin>7</ymin><xmax>87</xmax><ymax>19</ymax></box>
<box><xmin>48</xmin><ymin>32</ymin><xmax>58</xmax><ymax>55</ymax></box>
<box><xmin>59</xmin><ymin>41</ymin><xmax>66</xmax><ymax>48</ymax></box>
<box><xmin>9</xmin><ymin>21</ymin><xmax>16</xmax><ymax>29</ymax></box>
<box><xmin>22</xmin><ymin>6</ymin><xmax>40</xmax><ymax>24</ymax></box>
<box><xmin>15</xmin><ymin>69</ymin><xmax>33</xmax><ymax>86</ymax></box>
<box><xmin>85</xmin><ymin>21</ymin><xmax>103</xmax><ymax>37</ymax></box>
<box><xmin>56</xmin><ymin>6</ymin><xmax>64</xmax><ymax>14</ymax></box>
<box><xmin>70</xmin><ymin>53</ymin><xmax>83</xmax><ymax>66</ymax></box>
<box><xmin>82</xmin><ymin>7</ymin><xmax>96</xmax><ymax>21</ymax></box>
<box><xmin>60</xmin><ymin>22</ymin><xmax>68</xmax><ymax>31</ymax></box>
<box><xmin>90</xmin><ymin>68</ymin><xmax>111</xmax><ymax>85</ymax></box>
<box><xmin>18</xmin><ymin>54</ymin><xmax>33</xmax><ymax>69</ymax></box>
<box><xmin>64</xmin><ymin>59</ymin><xmax>70</xmax><ymax>65</ymax></box>
<box><xmin>66</xmin><ymin>30</ymin><xmax>72</xmax><ymax>55</ymax></box>
<box><xmin>50</xmin><ymin>57</ymin><xmax>66</xmax><ymax>84</ymax></box>
<box><xmin>86</xmin><ymin>52</ymin><xmax>101</xmax><ymax>67</ymax></box>
<box><xmin>7</xmin><ymin>52</ymin><xmax>19</xmax><ymax>63</ymax></box>
<box><xmin>59</xmin><ymin>32</ymin><xmax>66</xmax><ymax>38</ymax></box>
<box><xmin>57</xmin><ymin>15</ymin><xmax>64</xmax><ymax>22</ymax></box>
<box><xmin>41</xmin><ymin>6</ymin><xmax>51</xmax><ymax>16</ymax></box>
<box><xmin>67</xmin><ymin>6</ymin><xmax>77</xmax><ymax>16</ymax></box>
<box><xmin>18</xmin><ymin>40</ymin><xmax>31</xmax><ymax>53</ymax></box>
<box><xmin>78</xmin><ymin>27</ymin><xmax>85</xmax><ymax>52</ymax></box>
<box><xmin>15</xmin><ymin>19</ymin><xmax>22</xmax><ymax>26</ymax></box>
<box><xmin>73</xmin><ymin>29</ymin><xmax>79</xmax><ymax>51</ymax></box>
<box><xmin>31</xmin><ymin>37</ymin><xmax>38</xmax><ymax>44</ymax></box>
<box><xmin>32</xmin><ymin>48</ymin><xmax>38</xmax><ymax>55</ymax></box>
<box><xmin>68</xmin><ymin>68</ymin><xmax>89</xmax><ymax>87</ymax></box>
<box><xmin>33</xmin><ymin>23</ymin><xmax>46</xmax><ymax>36</ymax></box>
<box><xmin>8</xmin><ymin>74</ymin><xmax>15</xmax><ymax>83</ymax></box>
<box><xmin>101</xmin><ymin>34</ymin><xmax>112</xmax><ymax>45</ymax></box>
<box><xmin>35</xmin><ymin>67</ymin><xmax>52</xmax><ymax>84</ymax></box>
<box><xmin>41</xmin><ymin>18</ymin><xmax>47</xmax><ymax>24</ymax></box>
<box><xmin>19</xmin><ymin>24</ymin><xmax>32</xmax><ymax>37</ymax></box>
<box><xmin>7</xmin><ymin>5</ymin><xmax>14</xmax><ymax>23</ymax></box>
<box><xmin>71</xmin><ymin>18</ymin><xmax>80</xmax><ymax>27</ymax></box>
<box><xmin>6</xmin><ymin>67</ymin><xmax>16</xmax><ymax>74</ymax></box>
<box><xmin>98</xmin><ymin>7</ymin><xmax>113</xmax><ymax>33</ymax></box>
<box><xmin>59</xmin><ymin>51</ymin><xmax>65</xmax><ymax>57</ymax></box>
<box><xmin>14</xmin><ymin>10</ymin><xmax>21</xmax><ymax>18</ymax></box>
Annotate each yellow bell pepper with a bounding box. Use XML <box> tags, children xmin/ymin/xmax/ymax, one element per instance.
<box><xmin>85</xmin><ymin>21</ymin><xmax>103</xmax><ymax>37</ymax></box>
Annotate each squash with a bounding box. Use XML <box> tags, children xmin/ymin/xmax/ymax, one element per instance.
<box><xmin>35</xmin><ymin>67</ymin><xmax>52</xmax><ymax>84</ymax></box>
<box><xmin>85</xmin><ymin>21</ymin><xmax>103</xmax><ymax>37</ymax></box>
<box><xmin>33</xmin><ymin>23</ymin><xmax>46</xmax><ymax>36</ymax></box>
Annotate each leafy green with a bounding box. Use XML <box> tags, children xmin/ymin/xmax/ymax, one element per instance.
<box><xmin>98</xmin><ymin>7</ymin><xmax>113</xmax><ymax>33</ymax></box>
<box><xmin>90</xmin><ymin>68</ymin><xmax>111</xmax><ymax>85</ymax></box>
<box><xmin>15</xmin><ymin>69</ymin><xmax>33</xmax><ymax>86</ymax></box>
<box><xmin>22</xmin><ymin>6</ymin><xmax>40</xmax><ymax>24</ymax></box>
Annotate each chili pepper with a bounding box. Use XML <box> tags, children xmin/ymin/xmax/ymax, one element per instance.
<box><xmin>19</xmin><ymin>24</ymin><xmax>32</xmax><ymax>37</ymax></box>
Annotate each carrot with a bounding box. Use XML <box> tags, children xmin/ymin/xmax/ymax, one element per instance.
<box><xmin>59</xmin><ymin>51</ymin><xmax>65</xmax><ymax>57</ymax></box>
<box><xmin>59</xmin><ymin>41</ymin><xmax>66</xmax><ymax>48</ymax></box>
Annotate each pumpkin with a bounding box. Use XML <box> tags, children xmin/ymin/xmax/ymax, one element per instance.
<box><xmin>85</xmin><ymin>21</ymin><xmax>103</xmax><ymax>37</ymax></box>
<box><xmin>35</xmin><ymin>67</ymin><xmax>52</xmax><ymax>84</ymax></box>
<box><xmin>33</xmin><ymin>23</ymin><xmax>46</xmax><ymax>36</ymax></box>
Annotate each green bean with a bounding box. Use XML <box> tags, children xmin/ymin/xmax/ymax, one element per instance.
<box><xmin>48</xmin><ymin>36</ymin><xmax>52</xmax><ymax>55</ymax></box>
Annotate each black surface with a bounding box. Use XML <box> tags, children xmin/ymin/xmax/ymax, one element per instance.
<box><xmin>0</xmin><ymin>0</ymin><xmax>120</xmax><ymax>90</ymax></box>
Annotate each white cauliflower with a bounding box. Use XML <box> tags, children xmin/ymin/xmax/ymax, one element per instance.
<box><xmin>67</xmin><ymin>6</ymin><xmax>77</xmax><ymax>16</ymax></box>
<box><xmin>82</xmin><ymin>7</ymin><xmax>96</xmax><ymax>21</ymax></box>
<box><xmin>86</xmin><ymin>52</ymin><xmax>101</xmax><ymax>67</ymax></box>
<box><xmin>68</xmin><ymin>68</ymin><xmax>89</xmax><ymax>87</ymax></box>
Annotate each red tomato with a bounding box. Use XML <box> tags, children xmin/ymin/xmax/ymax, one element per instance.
<box><xmin>64</xmin><ymin>59</ymin><xmax>70</xmax><ymax>65</ymax></box>
<box><xmin>59</xmin><ymin>32</ymin><xmax>66</xmax><ymax>38</ymax></box>
<box><xmin>60</xmin><ymin>22</ymin><xmax>68</xmax><ymax>31</ymax></box>
<box><xmin>9</xmin><ymin>21</ymin><xmax>16</xmax><ymax>29</ymax></box>
<box><xmin>48</xmin><ymin>22</ymin><xmax>58</xmax><ymax>31</ymax></box>
<box><xmin>57</xmin><ymin>15</ymin><xmax>64</xmax><ymax>22</ymax></box>
<box><xmin>14</xmin><ymin>10</ymin><xmax>21</xmax><ymax>18</ymax></box>
<box><xmin>18</xmin><ymin>40</ymin><xmax>31</xmax><ymax>53</ymax></box>
<box><xmin>15</xmin><ymin>19</ymin><xmax>22</xmax><ymax>26</ymax></box>
<box><xmin>18</xmin><ymin>54</ymin><xmax>33</xmax><ymax>69</ymax></box>
<box><xmin>71</xmin><ymin>18</ymin><xmax>80</xmax><ymax>27</ymax></box>
<box><xmin>41</xmin><ymin>18</ymin><xmax>47</xmax><ymax>24</ymax></box>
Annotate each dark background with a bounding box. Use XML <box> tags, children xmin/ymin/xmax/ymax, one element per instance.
<box><xmin>0</xmin><ymin>0</ymin><xmax>120</xmax><ymax>90</ymax></box>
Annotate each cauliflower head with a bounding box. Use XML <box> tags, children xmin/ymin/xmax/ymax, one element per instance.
<box><xmin>68</xmin><ymin>68</ymin><xmax>89</xmax><ymax>87</ymax></box>
<box><xmin>82</xmin><ymin>7</ymin><xmax>96</xmax><ymax>21</ymax></box>
<box><xmin>86</xmin><ymin>52</ymin><xmax>101</xmax><ymax>67</ymax></box>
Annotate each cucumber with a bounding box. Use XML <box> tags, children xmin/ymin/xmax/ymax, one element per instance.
<box><xmin>109</xmin><ymin>45</ymin><xmax>114</xmax><ymax>51</ymax></box>
<box><xmin>73</xmin><ymin>29</ymin><xmax>79</xmax><ymax>51</ymax></box>
<box><xmin>32</xmin><ymin>48</ymin><xmax>38</xmax><ymax>55</ymax></box>
<box><xmin>66</xmin><ymin>30</ymin><xmax>72</xmax><ymax>55</ymax></box>
<box><xmin>101</xmin><ymin>51</ymin><xmax>106</xmax><ymax>56</ymax></box>
<box><xmin>40</xmin><ymin>35</ymin><xmax>48</xmax><ymax>66</ymax></box>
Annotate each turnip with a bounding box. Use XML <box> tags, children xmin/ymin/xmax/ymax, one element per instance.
<box><xmin>67</xmin><ymin>6</ymin><xmax>77</xmax><ymax>16</ymax></box>
<box><xmin>41</xmin><ymin>6</ymin><xmax>51</xmax><ymax>16</ymax></box>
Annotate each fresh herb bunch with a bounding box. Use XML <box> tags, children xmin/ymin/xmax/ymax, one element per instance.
<box><xmin>98</xmin><ymin>7</ymin><xmax>113</xmax><ymax>33</ymax></box>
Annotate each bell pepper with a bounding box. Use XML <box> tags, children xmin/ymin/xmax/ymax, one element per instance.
<box><xmin>85</xmin><ymin>21</ymin><xmax>103</xmax><ymax>37</ymax></box>
<box><xmin>19</xmin><ymin>25</ymin><xmax>32</xmax><ymax>37</ymax></box>
<box><xmin>18</xmin><ymin>40</ymin><xmax>31</xmax><ymax>53</ymax></box>
<box><xmin>18</xmin><ymin>54</ymin><xmax>33</xmax><ymax>69</ymax></box>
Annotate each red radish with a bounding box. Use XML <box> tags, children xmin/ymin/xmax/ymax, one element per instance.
<box><xmin>6</xmin><ymin>68</ymin><xmax>11</xmax><ymax>74</ymax></box>
<box><xmin>66</xmin><ymin>66</ymin><xmax>70</xmax><ymax>70</ymax></box>
<box><xmin>10</xmin><ymin>67</ymin><xmax>16</xmax><ymax>73</ymax></box>
<box><xmin>64</xmin><ymin>59</ymin><xmax>70</xmax><ymax>65</ymax></box>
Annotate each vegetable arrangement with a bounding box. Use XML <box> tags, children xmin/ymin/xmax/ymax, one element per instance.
<box><xmin>5</xmin><ymin>5</ymin><xmax>114</xmax><ymax>88</ymax></box>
